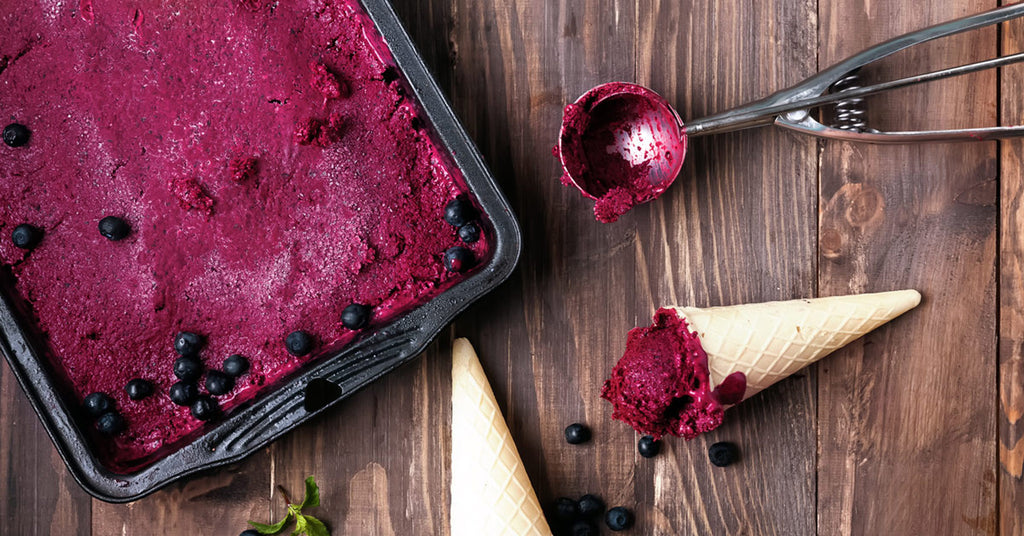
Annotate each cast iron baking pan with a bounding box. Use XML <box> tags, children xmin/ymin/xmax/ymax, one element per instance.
<box><xmin>0</xmin><ymin>0</ymin><xmax>520</xmax><ymax>502</ymax></box>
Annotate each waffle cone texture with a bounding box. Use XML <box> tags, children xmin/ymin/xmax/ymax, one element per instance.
<box><xmin>670</xmin><ymin>289</ymin><xmax>921</xmax><ymax>400</ymax></box>
<box><xmin>450</xmin><ymin>338</ymin><xmax>553</xmax><ymax>536</ymax></box>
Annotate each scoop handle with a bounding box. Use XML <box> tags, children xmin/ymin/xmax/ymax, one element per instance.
<box><xmin>684</xmin><ymin>3</ymin><xmax>1024</xmax><ymax>139</ymax></box>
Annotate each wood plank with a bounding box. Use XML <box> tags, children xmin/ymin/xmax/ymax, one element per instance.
<box><xmin>0</xmin><ymin>361</ymin><xmax>92</xmax><ymax>535</ymax></box>
<box><xmin>632</xmin><ymin>1</ymin><xmax>819</xmax><ymax>534</ymax></box>
<box><xmin>1000</xmin><ymin>9</ymin><xmax>1024</xmax><ymax>536</ymax></box>
<box><xmin>817</xmin><ymin>2</ymin><xmax>999</xmax><ymax>535</ymax></box>
<box><xmin>437</xmin><ymin>0</ymin><xmax>645</xmax><ymax>533</ymax></box>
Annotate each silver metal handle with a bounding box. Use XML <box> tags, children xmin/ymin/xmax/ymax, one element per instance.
<box><xmin>684</xmin><ymin>3</ymin><xmax>1024</xmax><ymax>143</ymax></box>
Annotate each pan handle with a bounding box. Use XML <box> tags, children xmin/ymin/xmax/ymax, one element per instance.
<box><xmin>208</xmin><ymin>327</ymin><xmax>425</xmax><ymax>457</ymax></box>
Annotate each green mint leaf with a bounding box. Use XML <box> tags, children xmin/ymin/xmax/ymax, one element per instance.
<box><xmin>248</xmin><ymin>512</ymin><xmax>292</xmax><ymax>535</ymax></box>
<box><xmin>291</xmin><ymin>514</ymin><xmax>308</xmax><ymax>536</ymax></box>
<box><xmin>303</xmin><ymin>515</ymin><xmax>330</xmax><ymax>536</ymax></box>
<box><xmin>300</xmin><ymin>475</ymin><xmax>321</xmax><ymax>509</ymax></box>
<box><xmin>288</xmin><ymin>503</ymin><xmax>303</xmax><ymax>517</ymax></box>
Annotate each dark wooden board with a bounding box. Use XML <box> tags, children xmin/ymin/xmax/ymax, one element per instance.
<box><xmin>817</xmin><ymin>1</ymin><xmax>999</xmax><ymax>535</ymax></box>
<box><xmin>630</xmin><ymin>1</ymin><xmax>819</xmax><ymax>534</ymax></box>
<box><xmin>0</xmin><ymin>364</ymin><xmax>91</xmax><ymax>534</ymax></box>
<box><xmin>0</xmin><ymin>0</ymin><xmax>1017</xmax><ymax>534</ymax></box>
<box><xmin>1001</xmin><ymin>6</ymin><xmax>1024</xmax><ymax>536</ymax></box>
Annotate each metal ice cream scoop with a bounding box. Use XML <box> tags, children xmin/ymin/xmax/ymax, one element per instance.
<box><xmin>558</xmin><ymin>3</ymin><xmax>1024</xmax><ymax>220</ymax></box>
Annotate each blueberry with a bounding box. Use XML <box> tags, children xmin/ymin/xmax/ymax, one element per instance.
<box><xmin>3</xmin><ymin>123</ymin><xmax>30</xmax><ymax>147</ymax></box>
<box><xmin>83</xmin><ymin>392</ymin><xmax>115</xmax><ymax>417</ymax></box>
<box><xmin>98</xmin><ymin>216</ymin><xmax>131</xmax><ymax>241</ymax></box>
<box><xmin>205</xmin><ymin>370</ymin><xmax>234</xmax><ymax>396</ymax></box>
<box><xmin>571</xmin><ymin>520</ymin><xmax>598</xmax><ymax>536</ymax></box>
<box><xmin>11</xmin><ymin>223</ymin><xmax>43</xmax><ymax>250</ymax></box>
<box><xmin>240</xmin><ymin>531</ymin><xmax>262</xmax><ymax>536</ymax></box>
<box><xmin>443</xmin><ymin>246</ymin><xmax>474</xmax><ymax>272</ymax></box>
<box><xmin>564</xmin><ymin>422</ymin><xmax>591</xmax><ymax>445</ymax></box>
<box><xmin>173</xmin><ymin>356</ymin><xmax>203</xmax><ymax>381</ymax></box>
<box><xmin>341</xmin><ymin>303</ymin><xmax>371</xmax><ymax>330</ymax></box>
<box><xmin>285</xmin><ymin>330</ymin><xmax>314</xmax><ymax>356</ymax></box>
<box><xmin>457</xmin><ymin>221</ymin><xmax>481</xmax><ymax>244</ymax></box>
<box><xmin>173</xmin><ymin>331</ymin><xmax>203</xmax><ymax>356</ymax></box>
<box><xmin>605</xmin><ymin>506</ymin><xmax>634</xmax><ymax>531</ymax></box>
<box><xmin>96</xmin><ymin>411</ymin><xmax>125</xmax><ymax>435</ymax></box>
<box><xmin>638</xmin><ymin>436</ymin><xmax>660</xmax><ymax>458</ymax></box>
<box><xmin>578</xmin><ymin>494</ymin><xmax>605</xmax><ymax>518</ymax></box>
<box><xmin>168</xmin><ymin>381</ymin><xmax>198</xmax><ymax>406</ymax></box>
<box><xmin>554</xmin><ymin>497</ymin><xmax>578</xmax><ymax>522</ymax></box>
<box><xmin>124</xmin><ymin>379</ymin><xmax>154</xmax><ymax>400</ymax></box>
<box><xmin>190</xmin><ymin>395</ymin><xmax>219</xmax><ymax>421</ymax></box>
<box><xmin>708</xmin><ymin>442</ymin><xmax>740</xmax><ymax>467</ymax></box>
<box><xmin>443</xmin><ymin>198</ymin><xmax>477</xmax><ymax>227</ymax></box>
<box><xmin>223</xmin><ymin>354</ymin><xmax>250</xmax><ymax>377</ymax></box>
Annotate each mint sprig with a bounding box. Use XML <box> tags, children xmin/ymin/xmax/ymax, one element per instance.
<box><xmin>249</xmin><ymin>476</ymin><xmax>330</xmax><ymax>536</ymax></box>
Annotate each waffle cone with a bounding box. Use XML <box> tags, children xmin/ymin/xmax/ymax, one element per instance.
<box><xmin>450</xmin><ymin>338</ymin><xmax>552</xmax><ymax>536</ymax></box>
<box><xmin>670</xmin><ymin>290</ymin><xmax>921</xmax><ymax>401</ymax></box>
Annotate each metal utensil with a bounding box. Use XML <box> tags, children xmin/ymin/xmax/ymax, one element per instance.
<box><xmin>558</xmin><ymin>3</ymin><xmax>1024</xmax><ymax>218</ymax></box>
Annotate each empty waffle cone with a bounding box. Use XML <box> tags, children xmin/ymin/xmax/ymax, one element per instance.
<box><xmin>451</xmin><ymin>338</ymin><xmax>552</xmax><ymax>536</ymax></box>
<box><xmin>670</xmin><ymin>289</ymin><xmax>921</xmax><ymax>401</ymax></box>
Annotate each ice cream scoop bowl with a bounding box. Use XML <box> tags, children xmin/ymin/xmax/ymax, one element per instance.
<box><xmin>558</xmin><ymin>3</ymin><xmax>1024</xmax><ymax>222</ymax></box>
<box><xmin>557</xmin><ymin>83</ymin><xmax>686</xmax><ymax>204</ymax></box>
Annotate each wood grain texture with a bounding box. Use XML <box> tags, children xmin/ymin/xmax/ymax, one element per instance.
<box><xmin>817</xmin><ymin>2</ymin><xmax>999</xmax><ymax>535</ymax></box>
<box><xmin>428</xmin><ymin>1</ymin><xmax>645</xmax><ymax>533</ymax></box>
<box><xmin>1000</xmin><ymin>7</ymin><xmax>1024</xmax><ymax>536</ymax></box>
<box><xmin>90</xmin><ymin>457</ymin><xmax>272</xmax><ymax>535</ymax></box>
<box><xmin>632</xmin><ymin>0</ymin><xmax>819</xmax><ymax>534</ymax></box>
<box><xmin>0</xmin><ymin>362</ymin><xmax>91</xmax><ymax>535</ymax></box>
<box><xmin>2</xmin><ymin>1</ymin><xmax>1020</xmax><ymax>534</ymax></box>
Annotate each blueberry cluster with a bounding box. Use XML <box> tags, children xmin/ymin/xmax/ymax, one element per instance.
<box><xmin>83</xmin><ymin>378</ymin><xmax>156</xmax><ymax>436</ymax></box>
<box><xmin>83</xmin><ymin>392</ymin><xmax>124</xmax><ymax>435</ymax></box>
<box><xmin>169</xmin><ymin>331</ymin><xmax>251</xmax><ymax>421</ymax></box>
<box><xmin>549</xmin><ymin>493</ymin><xmax>634</xmax><ymax>534</ymax></box>
<box><xmin>76</xmin><ymin>324</ymin><xmax>311</xmax><ymax>437</ymax></box>
<box><xmin>442</xmin><ymin>198</ymin><xmax>481</xmax><ymax>272</ymax></box>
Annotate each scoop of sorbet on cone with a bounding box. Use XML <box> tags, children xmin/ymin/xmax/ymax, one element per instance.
<box><xmin>601</xmin><ymin>290</ymin><xmax>922</xmax><ymax>439</ymax></box>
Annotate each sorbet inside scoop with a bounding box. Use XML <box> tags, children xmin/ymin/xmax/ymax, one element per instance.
<box><xmin>557</xmin><ymin>83</ymin><xmax>686</xmax><ymax>223</ymax></box>
<box><xmin>601</xmin><ymin>308</ymin><xmax>744</xmax><ymax>439</ymax></box>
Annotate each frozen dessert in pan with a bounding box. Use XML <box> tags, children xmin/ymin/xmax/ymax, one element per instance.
<box><xmin>0</xmin><ymin>0</ymin><xmax>488</xmax><ymax>470</ymax></box>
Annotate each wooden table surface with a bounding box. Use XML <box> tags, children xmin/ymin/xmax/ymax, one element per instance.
<box><xmin>3</xmin><ymin>1</ymin><xmax>1023</xmax><ymax>534</ymax></box>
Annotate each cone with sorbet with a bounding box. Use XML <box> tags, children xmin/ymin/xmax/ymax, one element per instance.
<box><xmin>601</xmin><ymin>290</ymin><xmax>921</xmax><ymax>439</ymax></box>
<box><xmin>451</xmin><ymin>338</ymin><xmax>553</xmax><ymax>536</ymax></box>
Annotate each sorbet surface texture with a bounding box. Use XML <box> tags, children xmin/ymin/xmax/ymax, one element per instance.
<box><xmin>0</xmin><ymin>0</ymin><xmax>485</xmax><ymax>469</ymax></box>
<box><xmin>601</xmin><ymin>308</ymin><xmax>727</xmax><ymax>439</ymax></box>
